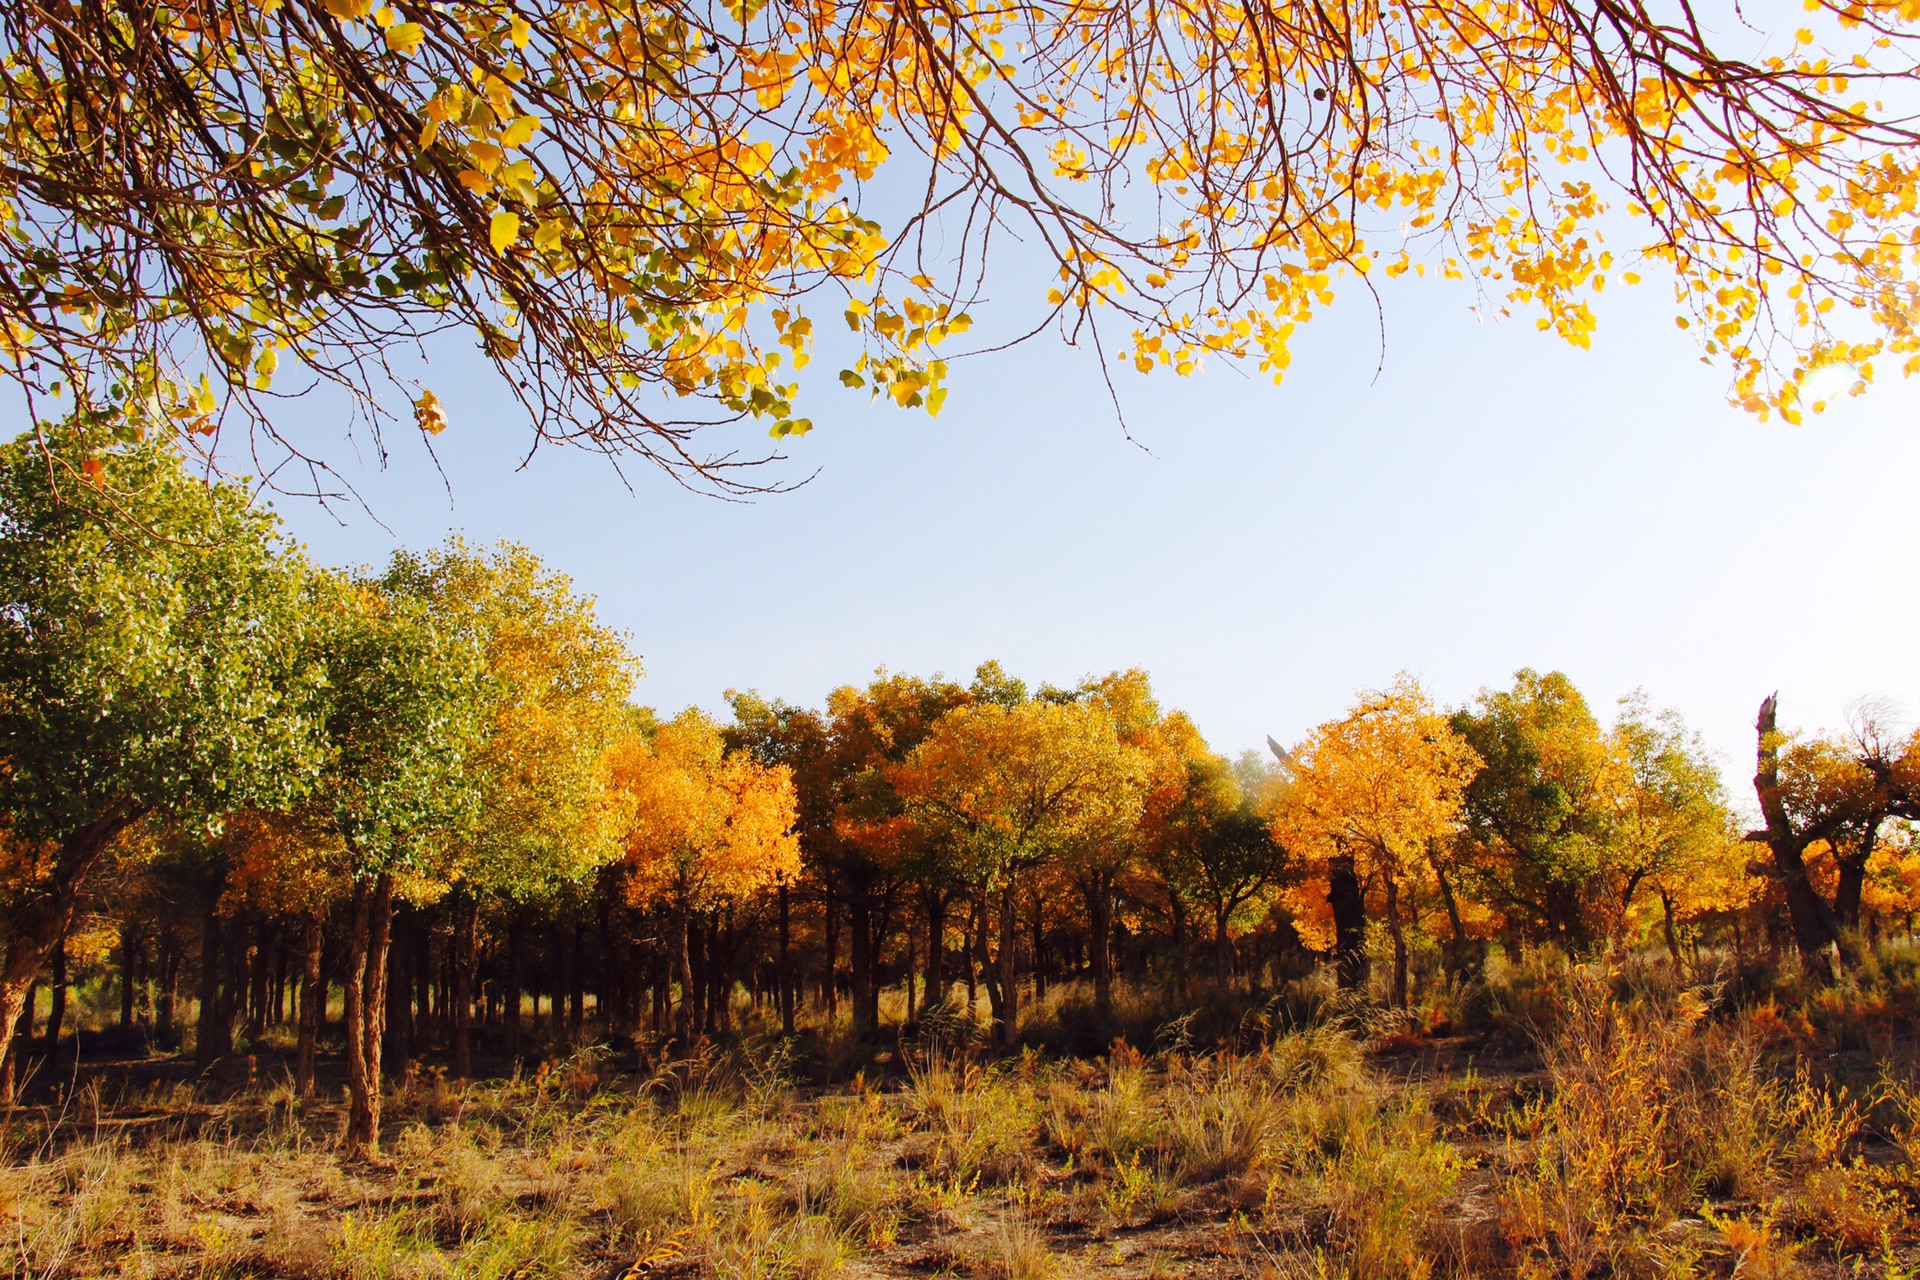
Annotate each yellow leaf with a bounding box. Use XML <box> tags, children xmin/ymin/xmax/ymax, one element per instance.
<box><xmin>500</xmin><ymin>114</ymin><xmax>541</xmax><ymax>148</ymax></box>
<box><xmin>385</xmin><ymin>21</ymin><xmax>424</xmax><ymax>54</ymax></box>
<box><xmin>490</xmin><ymin>211</ymin><xmax>521</xmax><ymax>253</ymax></box>
<box><xmin>414</xmin><ymin>389</ymin><xmax>448</xmax><ymax>435</ymax></box>
<box><xmin>510</xmin><ymin>14</ymin><xmax>532</xmax><ymax>45</ymax></box>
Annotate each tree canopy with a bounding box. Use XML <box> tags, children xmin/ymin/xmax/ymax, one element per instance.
<box><xmin>4</xmin><ymin>0</ymin><xmax>1917</xmax><ymax>485</ymax></box>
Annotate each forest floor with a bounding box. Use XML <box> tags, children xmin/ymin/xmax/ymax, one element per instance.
<box><xmin>4</xmin><ymin>972</ymin><xmax>1919</xmax><ymax>1280</ymax></box>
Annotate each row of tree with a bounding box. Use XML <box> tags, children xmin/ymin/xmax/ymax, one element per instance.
<box><xmin>5</xmin><ymin>419</ymin><xmax>1917</xmax><ymax>1153</ymax></box>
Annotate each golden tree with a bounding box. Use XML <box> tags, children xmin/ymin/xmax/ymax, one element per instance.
<box><xmin>615</xmin><ymin>709</ymin><xmax>800</xmax><ymax>1041</ymax></box>
<box><xmin>3</xmin><ymin>0</ymin><xmax>1917</xmax><ymax>481</ymax></box>
<box><xmin>895</xmin><ymin>697</ymin><xmax>1143</xmax><ymax>1045</ymax></box>
<box><xmin>394</xmin><ymin>539</ymin><xmax>638</xmax><ymax>1071</ymax></box>
<box><xmin>1271</xmin><ymin>675</ymin><xmax>1480</xmax><ymax>1005</ymax></box>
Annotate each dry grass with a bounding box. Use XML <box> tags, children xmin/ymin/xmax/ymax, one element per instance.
<box><xmin>5</xmin><ymin>964</ymin><xmax>1919</xmax><ymax>1280</ymax></box>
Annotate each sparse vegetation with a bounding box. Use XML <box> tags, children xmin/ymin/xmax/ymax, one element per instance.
<box><xmin>5</xmin><ymin>953</ymin><xmax>1919</xmax><ymax>1280</ymax></box>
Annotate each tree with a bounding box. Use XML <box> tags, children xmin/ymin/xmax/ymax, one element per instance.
<box><xmin>1159</xmin><ymin>753</ymin><xmax>1286</xmax><ymax>985</ymax></box>
<box><xmin>307</xmin><ymin>566</ymin><xmax>491</xmax><ymax>1151</ymax></box>
<box><xmin>0</xmin><ymin>415</ymin><xmax>319</xmax><ymax>1099</ymax></box>
<box><xmin>724</xmin><ymin>691</ymin><xmax>834</xmax><ymax>1034</ymax></box>
<box><xmin>1748</xmin><ymin>695</ymin><xmax>1920</xmax><ymax>980</ymax></box>
<box><xmin>1272</xmin><ymin>676</ymin><xmax>1480</xmax><ymax>1005</ymax></box>
<box><xmin>821</xmin><ymin>670</ymin><xmax>972</xmax><ymax>1036</ymax></box>
<box><xmin>1450</xmin><ymin>670</ymin><xmax>1620</xmax><ymax>950</ymax></box>
<box><xmin>615</xmin><ymin>709</ymin><xmax>799</xmax><ymax>1042</ymax></box>
<box><xmin>1603</xmin><ymin>694</ymin><xmax>1738</xmax><ymax>957</ymax></box>
<box><xmin>896</xmin><ymin>696</ymin><xmax>1143</xmax><ymax>1045</ymax></box>
<box><xmin>208</xmin><ymin>807</ymin><xmax>348</xmax><ymax>1093</ymax></box>
<box><xmin>1069</xmin><ymin>670</ymin><xmax>1195</xmax><ymax>1015</ymax></box>
<box><xmin>6</xmin><ymin>0</ymin><xmax>1915</xmax><ymax>478</ymax></box>
<box><xmin>395</xmin><ymin>539</ymin><xmax>638</xmax><ymax>1073</ymax></box>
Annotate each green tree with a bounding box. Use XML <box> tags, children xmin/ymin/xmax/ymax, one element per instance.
<box><xmin>1450</xmin><ymin>670</ymin><xmax>1617</xmax><ymax>950</ymax></box>
<box><xmin>308</xmin><ymin>565</ymin><xmax>490</xmax><ymax>1150</ymax></box>
<box><xmin>1604</xmin><ymin>694</ymin><xmax>1735</xmax><ymax>957</ymax></box>
<box><xmin>1162</xmin><ymin>755</ymin><xmax>1287</xmax><ymax>986</ymax></box>
<box><xmin>0</xmin><ymin>415</ymin><xmax>318</xmax><ymax>1099</ymax></box>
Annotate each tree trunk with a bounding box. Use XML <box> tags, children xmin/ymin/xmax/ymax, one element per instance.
<box><xmin>384</xmin><ymin>906</ymin><xmax>411</xmax><ymax>1075</ymax></box>
<box><xmin>1382</xmin><ymin>870</ymin><xmax>1409</xmax><ymax>1010</ymax></box>
<box><xmin>570</xmin><ymin>920</ymin><xmax>585</xmax><ymax>1033</ymax></box>
<box><xmin>0</xmin><ymin>811</ymin><xmax>135</xmax><ymax>1101</ymax></box>
<box><xmin>503</xmin><ymin>910</ymin><xmax>525</xmax><ymax>1057</ymax></box>
<box><xmin>452</xmin><ymin>892</ymin><xmax>477</xmax><ymax>1078</ymax></box>
<box><xmin>344</xmin><ymin>874</ymin><xmax>395</xmax><ymax>1153</ymax></box>
<box><xmin>295</xmin><ymin>913</ymin><xmax>325</xmax><ymax>1097</ymax></box>
<box><xmin>823</xmin><ymin>884</ymin><xmax>839</xmax><ymax>1021</ymax></box>
<box><xmin>847</xmin><ymin>874</ymin><xmax>878</xmax><ymax>1037</ymax></box>
<box><xmin>119</xmin><ymin>927</ymin><xmax>139</xmax><ymax>1031</ymax></box>
<box><xmin>1429</xmin><ymin>846</ymin><xmax>1470</xmax><ymax>978</ymax></box>
<box><xmin>196</xmin><ymin>901</ymin><xmax>230</xmax><ymax>1069</ymax></box>
<box><xmin>1083</xmin><ymin>874</ymin><xmax>1113</xmax><ymax>1018</ymax></box>
<box><xmin>46</xmin><ymin>934</ymin><xmax>67</xmax><ymax>1052</ymax></box>
<box><xmin>245</xmin><ymin>923</ymin><xmax>270</xmax><ymax>1041</ymax></box>
<box><xmin>1659</xmin><ymin>890</ymin><xmax>1682</xmax><ymax>964</ymax></box>
<box><xmin>904</xmin><ymin>920</ymin><xmax>917</xmax><ymax>1023</ymax></box>
<box><xmin>1169</xmin><ymin>894</ymin><xmax>1188</xmax><ymax>992</ymax></box>
<box><xmin>1212</xmin><ymin>900</ymin><xmax>1233</xmax><ymax>984</ymax></box>
<box><xmin>1752</xmin><ymin>695</ymin><xmax>1844</xmax><ymax>982</ymax></box>
<box><xmin>922</xmin><ymin>890</ymin><xmax>947</xmax><ymax>1013</ymax></box>
<box><xmin>0</xmin><ymin>982</ymin><xmax>30</xmax><ymax>1104</ymax></box>
<box><xmin>1835</xmin><ymin>843</ymin><xmax>1879</xmax><ymax>931</ymax></box>
<box><xmin>1328</xmin><ymin>853</ymin><xmax>1369</xmax><ymax>992</ymax></box>
<box><xmin>964</xmin><ymin>894</ymin><xmax>980</xmax><ymax>1016</ymax></box>
<box><xmin>1030</xmin><ymin>894</ymin><xmax>1048</xmax><ymax>999</ymax></box>
<box><xmin>992</xmin><ymin>886</ymin><xmax>1020</xmax><ymax>1048</ymax></box>
<box><xmin>778</xmin><ymin>884</ymin><xmax>794</xmax><ymax>1034</ymax></box>
<box><xmin>672</xmin><ymin>901</ymin><xmax>694</xmax><ymax>1044</ymax></box>
<box><xmin>158</xmin><ymin>934</ymin><xmax>179</xmax><ymax>1046</ymax></box>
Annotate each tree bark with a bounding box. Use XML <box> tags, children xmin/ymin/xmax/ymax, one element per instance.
<box><xmin>1429</xmin><ymin>847</ymin><xmax>1470</xmax><ymax>978</ymax></box>
<box><xmin>503</xmin><ymin>909</ymin><xmax>525</xmax><ymax>1057</ymax></box>
<box><xmin>570</xmin><ymin>919</ymin><xmax>585</xmax><ymax>1033</ymax></box>
<box><xmin>196</xmin><ymin>901</ymin><xmax>230</xmax><ymax>1069</ymax></box>
<box><xmin>922</xmin><ymin>889</ymin><xmax>947</xmax><ymax>1014</ymax></box>
<box><xmin>158</xmin><ymin>933</ymin><xmax>179</xmax><ymax>1046</ymax></box>
<box><xmin>672</xmin><ymin>900</ymin><xmax>695</xmax><ymax>1044</ymax></box>
<box><xmin>1382</xmin><ymin>870</ymin><xmax>1409</xmax><ymax>1010</ymax></box>
<box><xmin>823</xmin><ymin>883</ymin><xmax>839</xmax><ymax>1021</ymax></box>
<box><xmin>344</xmin><ymin>874</ymin><xmax>395</xmax><ymax>1153</ymax></box>
<box><xmin>1751</xmin><ymin>694</ymin><xmax>1844</xmax><ymax>981</ymax></box>
<box><xmin>1083</xmin><ymin>874</ymin><xmax>1114</xmax><ymax>1018</ymax></box>
<box><xmin>451</xmin><ymin>892</ymin><xmax>477</xmax><ymax>1078</ymax></box>
<box><xmin>846</xmin><ymin>872</ymin><xmax>880</xmax><ymax>1036</ymax></box>
<box><xmin>777</xmin><ymin>884</ymin><xmax>794</xmax><ymax>1034</ymax></box>
<box><xmin>295</xmin><ymin>913</ymin><xmax>325</xmax><ymax>1097</ymax></box>
<box><xmin>119</xmin><ymin>926</ymin><xmax>139</xmax><ymax>1031</ymax></box>
<box><xmin>45</xmin><ymin>934</ymin><xmax>66</xmax><ymax>1052</ymax></box>
<box><xmin>384</xmin><ymin>905</ymin><xmax>412</xmax><ymax>1075</ymax></box>
<box><xmin>1328</xmin><ymin>852</ymin><xmax>1369</xmax><ymax>992</ymax></box>
<box><xmin>0</xmin><ymin>811</ymin><xmax>135</xmax><ymax>1102</ymax></box>
<box><xmin>1212</xmin><ymin>900</ymin><xmax>1234</xmax><ymax>984</ymax></box>
<box><xmin>991</xmin><ymin>886</ymin><xmax>1020</xmax><ymax>1048</ymax></box>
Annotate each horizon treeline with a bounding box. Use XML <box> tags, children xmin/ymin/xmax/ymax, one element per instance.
<box><xmin>5</xmin><ymin>420</ymin><xmax>1919</xmax><ymax>1153</ymax></box>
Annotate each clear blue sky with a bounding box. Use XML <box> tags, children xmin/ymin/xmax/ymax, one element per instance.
<box><xmin>262</xmin><ymin>266</ymin><xmax>1920</xmax><ymax>806</ymax></box>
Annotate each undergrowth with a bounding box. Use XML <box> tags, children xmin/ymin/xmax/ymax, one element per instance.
<box><xmin>4</xmin><ymin>961</ymin><xmax>1919</xmax><ymax>1279</ymax></box>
